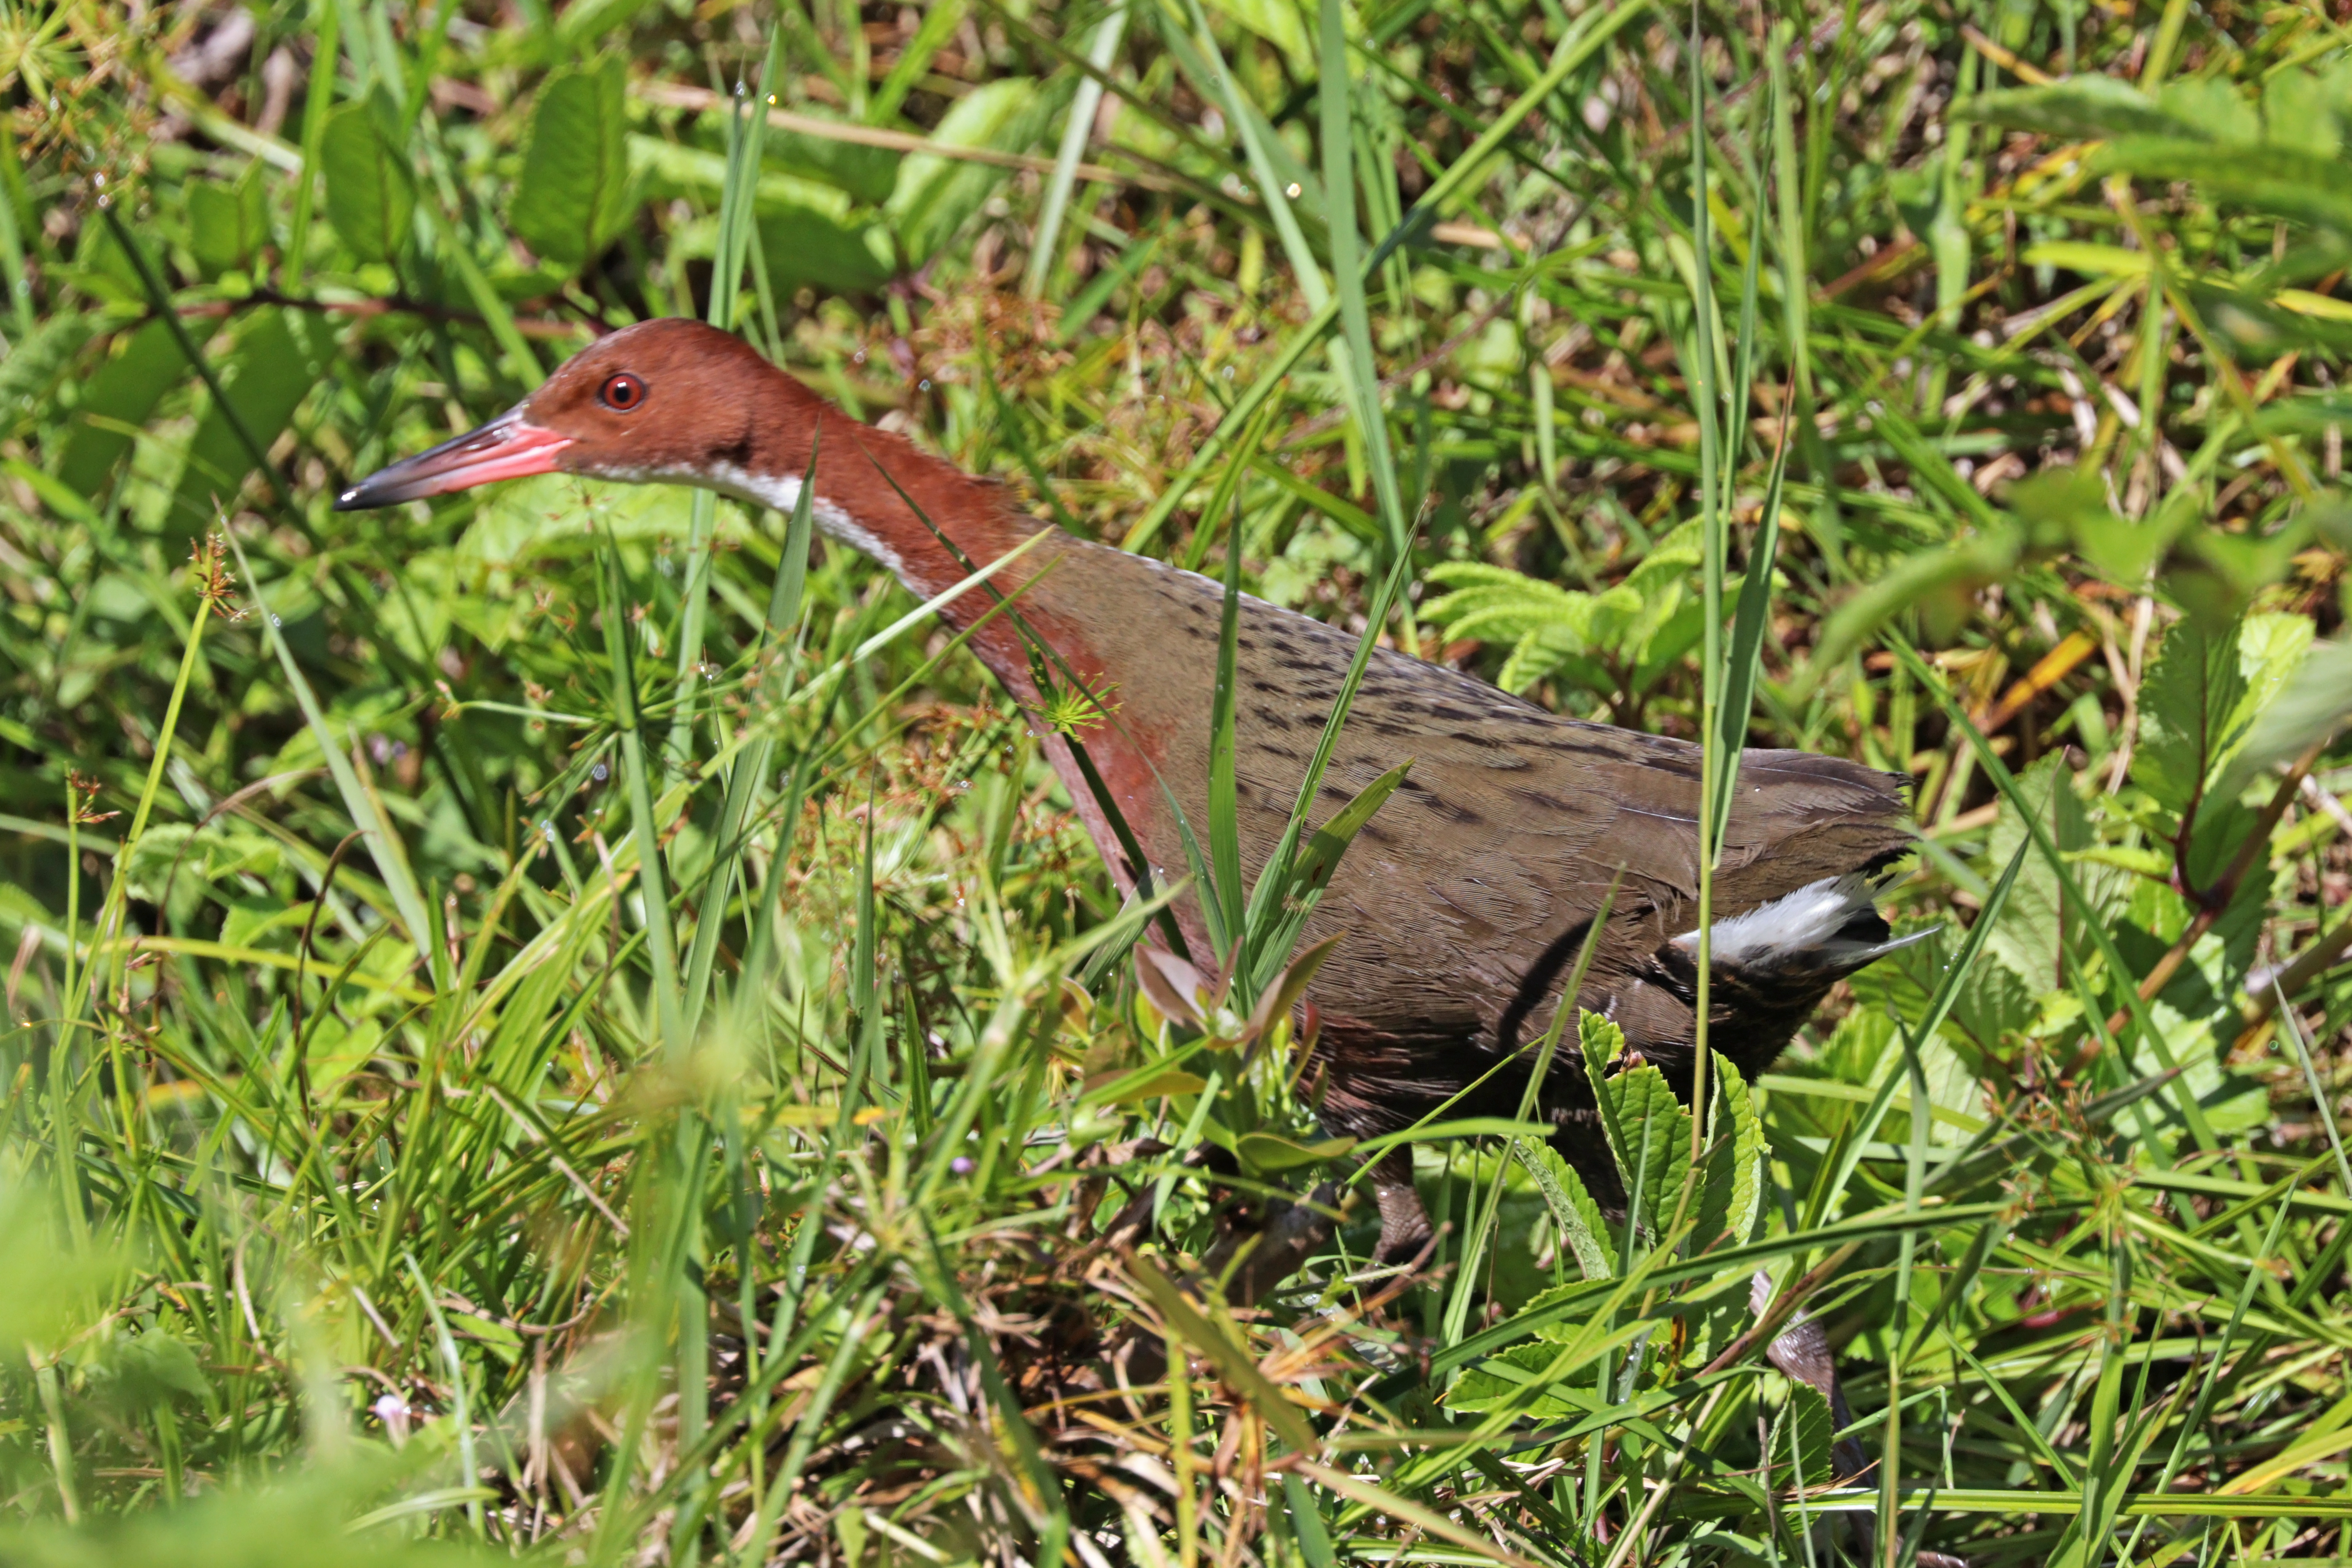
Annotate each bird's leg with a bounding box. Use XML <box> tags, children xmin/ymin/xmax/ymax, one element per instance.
<box><xmin>1749</xmin><ymin>1272</ymin><xmax>1975</xmax><ymax>1568</ymax></box>
<box><xmin>1369</xmin><ymin>1148</ymin><xmax>1435</xmax><ymax>1266</ymax></box>
<box><xmin>1753</xmin><ymin>1270</ymin><xmax>1867</xmax><ymax>1480</ymax></box>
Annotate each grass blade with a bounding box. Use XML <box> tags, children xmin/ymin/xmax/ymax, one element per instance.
<box><xmin>226</xmin><ymin>535</ymin><xmax>437</xmax><ymax>977</ymax></box>
<box><xmin>597</xmin><ymin>528</ymin><xmax>685</xmax><ymax>1055</ymax></box>
<box><xmin>1024</xmin><ymin>0</ymin><xmax>1128</xmax><ymax>298</ymax></box>
<box><xmin>681</xmin><ymin>444</ymin><xmax>818</xmax><ymax>1040</ymax></box>
<box><xmin>1320</xmin><ymin>0</ymin><xmax>1406</xmax><ymax>553</ymax></box>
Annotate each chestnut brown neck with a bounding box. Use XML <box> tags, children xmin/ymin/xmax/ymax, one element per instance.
<box><xmin>556</xmin><ymin>323</ymin><xmax>1068</xmax><ymax>694</ymax></box>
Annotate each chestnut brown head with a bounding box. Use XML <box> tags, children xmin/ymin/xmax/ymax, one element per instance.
<box><xmin>335</xmin><ymin>319</ymin><xmax>794</xmax><ymax>510</ymax></box>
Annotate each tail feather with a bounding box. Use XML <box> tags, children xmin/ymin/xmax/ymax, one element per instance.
<box><xmin>1671</xmin><ymin>873</ymin><xmax>1932</xmax><ymax>983</ymax></box>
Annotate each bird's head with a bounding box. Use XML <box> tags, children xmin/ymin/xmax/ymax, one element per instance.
<box><xmin>335</xmin><ymin>319</ymin><xmax>791</xmax><ymax>510</ymax></box>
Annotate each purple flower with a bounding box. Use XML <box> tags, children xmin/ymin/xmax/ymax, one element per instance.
<box><xmin>373</xmin><ymin>1393</ymin><xmax>414</xmax><ymax>1446</ymax></box>
<box><xmin>950</xmin><ymin>1157</ymin><xmax>975</xmax><ymax>1175</ymax></box>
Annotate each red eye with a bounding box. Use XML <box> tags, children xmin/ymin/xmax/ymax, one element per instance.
<box><xmin>600</xmin><ymin>372</ymin><xmax>645</xmax><ymax>412</ymax></box>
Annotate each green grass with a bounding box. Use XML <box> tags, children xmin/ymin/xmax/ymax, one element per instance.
<box><xmin>3</xmin><ymin>0</ymin><xmax>2352</xmax><ymax>1564</ymax></box>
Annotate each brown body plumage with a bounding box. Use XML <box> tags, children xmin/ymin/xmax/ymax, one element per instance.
<box><xmin>340</xmin><ymin>318</ymin><xmax>1914</xmax><ymax>1242</ymax></box>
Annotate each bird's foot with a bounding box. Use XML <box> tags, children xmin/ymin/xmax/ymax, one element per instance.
<box><xmin>1204</xmin><ymin>1182</ymin><xmax>1346</xmax><ymax>1307</ymax></box>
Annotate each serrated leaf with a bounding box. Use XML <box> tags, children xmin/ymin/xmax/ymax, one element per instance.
<box><xmin>1578</xmin><ymin>1008</ymin><xmax>1624</xmax><ymax>1076</ymax></box>
<box><xmin>2212</xmin><ymin>637</ymin><xmax>2352</xmax><ymax>805</ymax></box>
<box><xmin>1518</xmin><ymin>1143</ymin><xmax>1613</xmax><ymax>1282</ymax></box>
<box><xmin>1774</xmin><ymin>1378</ymin><xmax>1838</xmax><ymax>1486</ymax></box>
<box><xmin>1603</xmin><ymin>1065</ymin><xmax>1691</xmax><ymax>1239</ymax></box>
<box><xmin>1984</xmin><ymin>754</ymin><xmax>2091</xmax><ymax>990</ymax></box>
<box><xmin>0</xmin><ymin>311</ymin><xmax>91</xmax><ymax>427</ymax></box>
<box><xmin>1444</xmin><ymin>1339</ymin><xmax>1582</xmax><ymax>1417</ymax></box>
<box><xmin>319</xmin><ymin>102</ymin><xmax>413</xmax><ymax>264</ymax></box>
<box><xmin>1420</xmin><ymin>565</ymin><xmax>1605</xmax><ymax>648</ymax></box>
<box><xmin>1694</xmin><ymin>1053</ymin><xmax>1762</xmax><ymax>1251</ymax></box>
<box><xmin>511</xmin><ymin>57</ymin><xmax>635</xmax><ymax>270</ymax></box>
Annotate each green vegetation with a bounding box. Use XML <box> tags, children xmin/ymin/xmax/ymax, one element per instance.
<box><xmin>4</xmin><ymin>0</ymin><xmax>2352</xmax><ymax>1563</ymax></box>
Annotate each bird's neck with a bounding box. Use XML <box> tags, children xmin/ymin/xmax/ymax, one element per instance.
<box><xmin>714</xmin><ymin>394</ymin><xmax>1080</xmax><ymax>702</ymax></box>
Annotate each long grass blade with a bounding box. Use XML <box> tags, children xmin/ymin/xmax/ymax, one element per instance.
<box><xmin>681</xmin><ymin>445</ymin><xmax>818</xmax><ymax>1040</ymax></box>
<box><xmin>1025</xmin><ymin>0</ymin><xmax>1128</xmax><ymax>298</ymax></box>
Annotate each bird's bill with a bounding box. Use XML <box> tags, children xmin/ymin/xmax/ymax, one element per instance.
<box><xmin>334</xmin><ymin>411</ymin><xmax>573</xmax><ymax>510</ymax></box>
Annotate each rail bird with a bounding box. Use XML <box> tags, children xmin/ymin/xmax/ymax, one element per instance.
<box><xmin>340</xmin><ymin>319</ymin><xmax>1917</xmax><ymax>1390</ymax></box>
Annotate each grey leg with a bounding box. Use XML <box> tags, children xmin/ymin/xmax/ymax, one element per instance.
<box><xmin>1754</xmin><ymin>1271</ymin><xmax>1874</xmax><ymax>1564</ymax></box>
<box><xmin>1370</xmin><ymin>1147</ymin><xmax>1435</xmax><ymax>1265</ymax></box>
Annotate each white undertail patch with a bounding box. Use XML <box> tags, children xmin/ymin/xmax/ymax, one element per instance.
<box><xmin>1672</xmin><ymin>874</ymin><xmax>1929</xmax><ymax>973</ymax></box>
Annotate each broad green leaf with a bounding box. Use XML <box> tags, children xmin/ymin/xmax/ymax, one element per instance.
<box><xmin>767</xmin><ymin>116</ymin><xmax>902</xmax><ymax>206</ymax></box>
<box><xmin>2153</xmin><ymin>77</ymin><xmax>2259</xmax><ymax>143</ymax></box>
<box><xmin>555</xmin><ymin>0</ymin><xmax>662</xmax><ymax>47</ymax></box>
<box><xmin>2134</xmin><ymin>617</ymin><xmax>2249</xmax><ymax>817</ymax></box>
<box><xmin>1520</xmin><ymin>1143</ymin><xmax>1614</xmax><ymax>1282</ymax></box>
<box><xmin>2170</xmin><ymin>525</ymin><xmax>2322</xmax><ymax>629</ymax></box>
<box><xmin>1204</xmin><ymin>0</ymin><xmax>1314</xmax><ymax>74</ymax></box>
<box><xmin>628</xmin><ymin>132</ymin><xmax>896</xmax><ymax>294</ymax></box>
<box><xmin>94</xmin><ymin>1327</ymin><xmax>211</xmax><ymax>1408</ymax></box>
<box><xmin>0</xmin><ymin>309</ymin><xmax>91</xmax><ymax>432</ymax></box>
<box><xmin>1080</xmin><ymin>1064</ymin><xmax>1207</xmax><ymax>1106</ymax></box>
<box><xmin>2098</xmin><ymin>139</ymin><xmax>2352</xmax><ymax>234</ymax></box>
<box><xmin>167</xmin><ymin>308</ymin><xmax>336</xmax><ymax>537</ymax></box>
<box><xmin>319</xmin><ymin>102</ymin><xmax>413</xmax><ymax>264</ymax></box>
<box><xmin>758</xmin><ymin>206</ymin><xmax>897</xmax><ymax>294</ymax></box>
<box><xmin>1983</xmin><ymin>754</ymin><xmax>2092</xmax><ymax>990</ymax></box>
<box><xmin>1774</xmin><ymin>1378</ymin><xmax>1838</xmax><ymax>1486</ymax></box>
<box><xmin>65</xmin><ymin>211</ymin><xmax>147</xmax><ymax>303</ymax></box>
<box><xmin>1235</xmin><ymin>1130</ymin><xmax>1356</xmax><ymax>1173</ymax></box>
<box><xmin>0</xmin><ymin>1181</ymin><xmax>121</xmax><ymax>1356</ymax></box>
<box><xmin>511</xmin><ymin>57</ymin><xmax>635</xmax><ymax>270</ymax></box>
<box><xmin>2213</xmin><ymin>636</ymin><xmax>2352</xmax><ymax>804</ymax></box>
<box><xmin>2261</xmin><ymin>67</ymin><xmax>2342</xmax><ymax>158</ymax></box>
<box><xmin>888</xmin><ymin>78</ymin><xmax>1067</xmax><ymax>264</ymax></box>
<box><xmin>1694</xmin><ymin>1053</ymin><xmax>1763</xmax><ymax>1251</ymax></box>
<box><xmin>1444</xmin><ymin>1339</ymin><xmax>1582</xmax><ymax>1417</ymax></box>
<box><xmin>186</xmin><ymin>168</ymin><xmax>268</xmax><ymax>278</ymax></box>
<box><xmin>1960</xmin><ymin>76</ymin><xmax>2195</xmax><ymax>141</ymax></box>
<box><xmin>1602</xmin><ymin>1065</ymin><xmax>1691</xmax><ymax>1239</ymax></box>
<box><xmin>2010</xmin><ymin>465</ymin><xmax>2194</xmax><ymax>586</ymax></box>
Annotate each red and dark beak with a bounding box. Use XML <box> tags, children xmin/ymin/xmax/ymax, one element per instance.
<box><xmin>334</xmin><ymin>410</ymin><xmax>574</xmax><ymax>510</ymax></box>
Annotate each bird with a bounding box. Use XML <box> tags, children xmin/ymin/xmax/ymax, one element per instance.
<box><xmin>339</xmin><ymin>314</ymin><xmax>1915</xmax><ymax>1320</ymax></box>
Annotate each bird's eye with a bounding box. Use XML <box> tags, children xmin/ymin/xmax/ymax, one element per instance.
<box><xmin>600</xmin><ymin>373</ymin><xmax>645</xmax><ymax>412</ymax></box>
